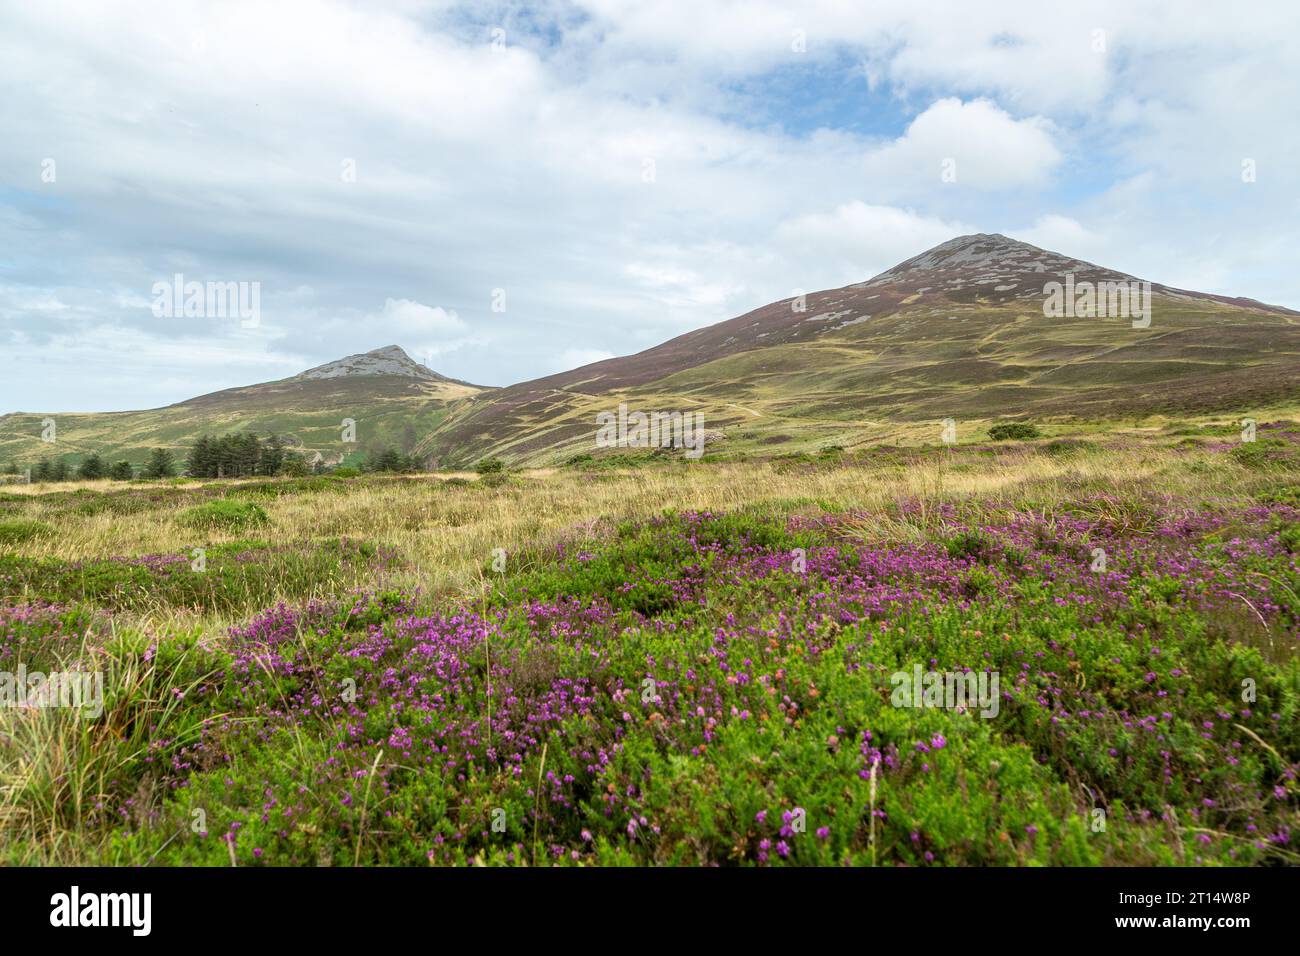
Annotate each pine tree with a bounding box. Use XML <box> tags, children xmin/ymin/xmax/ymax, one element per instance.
<box><xmin>33</xmin><ymin>459</ymin><xmax>51</xmax><ymax>482</ymax></box>
<box><xmin>49</xmin><ymin>459</ymin><xmax>70</xmax><ymax>482</ymax></box>
<box><xmin>187</xmin><ymin>435</ymin><xmax>215</xmax><ymax>478</ymax></box>
<box><xmin>261</xmin><ymin>434</ymin><xmax>285</xmax><ymax>476</ymax></box>
<box><xmin>78</xmin><ymin>453</ymin><xmax>106</xmax><ymax>480</ymax></box>
<box><xmin>142</xmin><ymin>448</ymin><xmax>177</xmax><ymax>479</ymax></box>
<box><xmin>236</xmin><ymin>432</ymin><xmax>261</xmax><ymax>477</ymax></box>
<box><xmin>108</xmin><ymin>460</ymin><xmax>134</xmax><ymax>481</ymax></box>
<box><xmin>214</xmin><ymin>434</ymin><xmax>237</xmax><ymax>478</ymax></box>
<box><xmin>369</xmin><ymin>447</ymin><xmax>405</xmax><ymax>473</ymax></box>
<box><xmin>280</xmin><ymin>451</ymin><xmax>309</xmax><ymax>477</ymax></box>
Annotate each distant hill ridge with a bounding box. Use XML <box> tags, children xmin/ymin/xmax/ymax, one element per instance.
<box><xmin>2</xmin><ymin>234</ymin><xmax>1297</xmax><ymax>470</ymax></box>
<box><xmin>0</xmin><ymin>346</ymin><xmax>486</xmax><ymax>469</ymax></box>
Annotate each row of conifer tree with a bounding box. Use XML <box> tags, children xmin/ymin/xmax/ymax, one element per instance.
<box><xmin>3</xmin><ymin>432</ymin><xmax>423</xmax><ymax>482</ymax></box>
<box><xmin>2</xmin><ymin>449</ymin><xmax>176</xmax><ymax>482</ymax></box>
<box><xmin>184</xmin><ymin>433</ymin><xmax>309</xmax><ymax>478</ymax></box>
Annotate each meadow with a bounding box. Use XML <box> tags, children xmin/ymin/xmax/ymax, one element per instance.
<box><xmin>0</xmin><ymin>420</ymin><xmax>1297</xmax><ymax>865</ymax></box>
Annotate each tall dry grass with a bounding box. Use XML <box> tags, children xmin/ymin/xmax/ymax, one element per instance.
<box><xmin>0</xmin><ymin>440</ymin><xmax>1268</xmax><ymax>635</ymax></box>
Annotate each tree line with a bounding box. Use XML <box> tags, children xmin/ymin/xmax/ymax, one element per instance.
<box><xmin>3</xmin><ymin>433</ymin><xmax>426</xmax><ymax>483</ymax></box>
<box><xmin>185</xmin><ymin>433</ymin><xmax>310</xmax><ymax>478</ymax></box>
<box><xmin>187</xmin><ymin>433</ymin><xmax>422</xmax><ymax>477</ymax></box>
<box><xmin>2</xmin><ymin>449</ymin><xmax>176</xmax><ymax>482</ymax></box>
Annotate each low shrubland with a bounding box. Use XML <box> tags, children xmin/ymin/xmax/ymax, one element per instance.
<box><xmin>1</xmin><ymin>429</ymin><xmax>1297</xmax><ymax>865</ymax></box>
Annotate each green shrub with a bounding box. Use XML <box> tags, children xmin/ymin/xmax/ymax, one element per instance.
<box><xmin>1259</xmin><ymin>485</ymin><xmax>1300</xmax><ymax>507</ymax></box>
<box><xmin>365</xmin><ymin>448</ymin><xmax>419</xmax><ymax>474</ymax></box>
<box><xmin>988</xmin><ymin>422</ymin><xmax>1042</xmax><ymax>441</ymax></box>
<box><xmin>1040</xmin><ymin>438</ymin><xmax>1094</xmax><ymax>457</ymax></box>
<box><xmin>178</xmin><ymin>499</ymin><xmax>270</xmax><ymax>531</ymax></box>
<box><xmin>10</xmin><ymin>489</ymin><xmax>1300</xmax><ymax>866</ymax></box>
<box><xmin>1230</xmin><ymin>440</ymin><xmax>1285</xmax><ymax>470</ymax></box>
<box><xmin>475</xmin><ymin>457</ymin><xmax>505</xmax><ymax>475</ymax></box>
<box><xmin>231</xmin><ymin>476</ymin><xmax>343</xmax><ymax>499</ymax></box>
<box><xmin>0</xmin><ymin>519</ymin><xmax>51</xmax><ymax>545</ymax></box>
<box><xmin>279</xmin><ymin>455</ymin><xmax>310</xmax><ymax>478</ymax></box>
<box><xmin>1278</xmin><ymin>524</ymin><xmax>1300</xmax><ymax>554</ymax></box>
<box><xmin>943</xmin><ymin>529</ymin><xmax>996</xmax><ymax>562</ymax></box>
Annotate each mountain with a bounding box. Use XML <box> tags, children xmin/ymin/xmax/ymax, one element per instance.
<box><xmin>418</xmin><ymin>234</ymin><xmax>1300</xmax><ymax>464</ymax></box>
<box><xmin>0</xmin><ymin>346</ymin><xmax>487</xmax><ymax>471</ymax></box>
<box><xmin>4</xmin><ymin>237</ymin><xmax>1297</xmax><ymax>473</ymax></box>
<box><xmin>294</xmin><ymin>345</ymin><xmax>471</xmax><ymax>383</ymax></box>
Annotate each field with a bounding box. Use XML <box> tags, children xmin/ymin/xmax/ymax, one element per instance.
<box><xmin>1</xmin><ymin>420</ymin><xmax>1298</xmax><ymax>865</ymax></box>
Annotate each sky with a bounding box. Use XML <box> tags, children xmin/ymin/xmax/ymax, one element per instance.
<box><xmin>2</xmin><ymin>0</ymin><xmax>1297</xmax><ymax>412</ymax></box>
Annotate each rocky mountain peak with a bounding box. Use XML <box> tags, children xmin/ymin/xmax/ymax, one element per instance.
<box><xmin>295</xmin><ymin>345</ymin><xmax>442</xmax><ymax>381</ymax></box>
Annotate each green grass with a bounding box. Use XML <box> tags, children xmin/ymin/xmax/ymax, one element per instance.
<box><xmin>178</xmin><ymin>499</ymin><xmax>271</xmax><ymax>531</ymax></box>
<box><xmin>0</xmin><ymin>539</ymin><xmax>395</xmax><ymax>614</ymax></box>
<box><xmin>0</xmin><ymin>519</ymin><xmax>51</xmax><ymax>545</ymax></box>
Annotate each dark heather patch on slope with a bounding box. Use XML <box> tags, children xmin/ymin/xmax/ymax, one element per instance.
<box><xmin>172</xmin><ymin>374</ymin><xmax>438</xmax><ymax>409</ymax></box>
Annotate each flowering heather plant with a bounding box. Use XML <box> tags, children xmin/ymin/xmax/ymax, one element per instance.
<box><xmin>0</xmin><ymin>601</ymin><xmax>89</xmax><ymax>670</ymax></box>
<box><xmin>45</xmin><ymin>495</ymin><xmax>1294</xmax><ymax>867</ymax></box>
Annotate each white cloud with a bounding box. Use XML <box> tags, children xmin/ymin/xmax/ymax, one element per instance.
<box><xmin>774</xmin><ymin>202</ymin><xmax>974</xmax><ymax>287</ymax></box>
<box><xmin>1010</xmin><ymin>215</ymin><xmax>1100</xmax><ymax>258</ymax></box>
<box><xmin>0</xmin><ymin>0</ymin><xmax>1296</xmax><ymax>411</ymax></box>
<box><xmin>370</xmin><ymin>298</ymin><xmax>467</xmax><ymax>337</ymax></box>
<box><xmin>863</xmin><ymin>98</ymin><xmax>1061</xmax><ymax>193</ymax></box>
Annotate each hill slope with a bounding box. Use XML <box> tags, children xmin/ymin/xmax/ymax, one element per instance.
<box><xmin>418</xmin><ymin>234</ymin><xmax>1300</xmax><ymax>465</ymax></box>
<box><xmin>0</xmin><ymin>346</ymin><xmax>487</xmax><ymax>471</ymax></box>
<box><xmin>4</xmin><ymin>236</ymin><xmax>1297</xmax><ymax>473</ymax></box>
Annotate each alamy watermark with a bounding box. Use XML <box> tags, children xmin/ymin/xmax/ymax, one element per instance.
<box><xmin>1043</xmin><ymin>273</ymin><xmax>1151</xmax><ymax>329</ymax></box>
<box><xmin>596</xmin><ymin>403</ymin><xmax>706</xmax><ymax>459</ymax></box>
<box><xmin>152</xmin><ymin>273</ymin><xmax>261</xmax><ymax>328</ymax></box>
<box><xmin>50</xmin><ymin>886</ymin><xmax>150</xmax><ymax>936</ymax></box>
<box><xmin>890</xmin><ymin>666</ymin><xmax>1000</xmax><ymax>718</ymax></box>
<box><xmin>1</xmin><ymin>666</ymin><xmax>103</xmax><ymax>718</ymax></box>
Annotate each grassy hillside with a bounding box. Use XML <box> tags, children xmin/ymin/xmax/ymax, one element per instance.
<box><xmin>420</xmin><ymin>294</ymin><xmax>1300</xmax><ymax>466</ymax></box>
<box><xmin>0</xmin><ymin>374</ymin><xmax>482</xmax><ymax>473</ymax></box>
